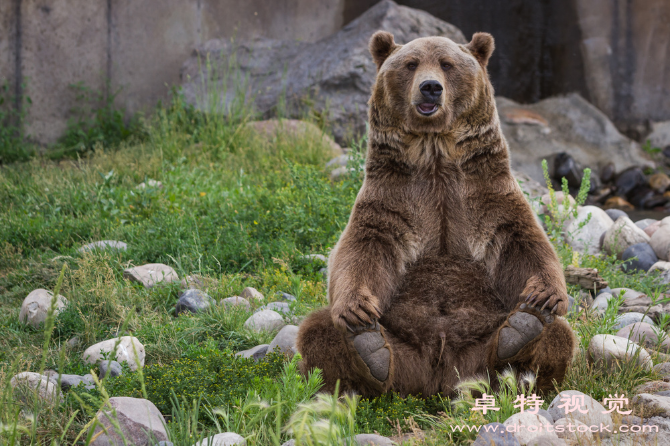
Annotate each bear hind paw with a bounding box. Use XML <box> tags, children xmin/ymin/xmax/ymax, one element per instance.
<box><xmin>497</xmin><ymin>310</ymin><xmax>545</xmax><ymax>360</ymax></box>
<box><xmin>352</xmin><ymin>330</ymin><xmax>390</xmax><ymax>382</ymax></box>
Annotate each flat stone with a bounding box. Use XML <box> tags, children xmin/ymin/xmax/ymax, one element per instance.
<box><xmin>354</xmin><ymin>434</ymin><xmax>394</xmax><ymax>446</ymax></box>
<box><xmin>564</xmin><ymin>205</ymin><xmax>613</xmax><ymax>255</ymax></box>
<box><xmin>90</xmin><ymin>397</ymin><xmax>168</xmax><ymax>446</ymax></box>
<box><xmin>243</xmin><ymin>310</ymin><xmax>285</xmax><ymax>332</ymax></box>
<box><xmin>612</xmin><ymin>313</ymin><xmax>656</xmax><ymax>331</ymax></box>
<box><xmin>616</xmin><ymin>322</ymin><xmax>668</xmax><ymax>350</ymax></box>
<box><xmin>78</xmin><ymin>240</ymin><xmax>128</xmax><ymax>253</ymax></box>
<box><xmin>632</xmin><ymin>393</ymin><xmax>670</xmax><ymax>417</ymax></box>
<box><xmin>473</xmin><ymin>422</ymin><xmax>520</xmax><ymax>446</ymax></box>
<box><xmin>256</xmin><ymin>301</ymin><xmax>291</xmax><ymax>314</ymax></box>
<box><xmin>587</xmin><ymin>334</ymin><xmax>652</xmax><ymax>373</ymax></box>
<box><xmin>268</xmin><ymin>325</ymin><xmax>299</xmax><ymax>356</ymax></box>
<box><xmin>221</xmin><ymin>296</ymin><xmax>251</xmax><ymax>310</ymax></box>
<box><xmin>59</xmin><ymin>374</ymin><xmax>86</xmax><ymax>389</ymax></box>
<box><xmin>83</xmin><ymin>336</ymin><xmax>145</xmax><ymax>371</ymax></box>
<box><xmin>10</xmin><ymin>372</ymin><xmax>61</xmax><ymax>404</ymax></box>
<box><xmin>503</xmin><ymin>412</ymin><xmax>558</xmax><ymax>445</ymax></box>
<box><xmin>611</xmin><ymin>288</ymin><xmax>646</xmax><ymax>301</ymax></box>
<box><xmin>547</xmin><ymin>390</ymin><xmax>612</xmax><ymax>437</ymax></box>
<box><xmin>553</xmin><ymin>418</ymin><xmax>593</xmax><ymax>442</ymax></box>
<box><xmin>98</xmin><ymin>360</ymin><xmax>123</xmax><ymax>378</ymax></box>
<box><xmin>634</xmin><ymin>381</ymin><xmax>670</xmax><ymax>394</ymax></box>
<box><xmin>240</xmin><ymin>287</ymin><xmax>263</xmax><ymax>301</ymax></box>
<box><xmin>602</xmin><ymin>216</ymin><xmax>650</xmax><ymax>259</ymax></box>
<box><xmin>175</xmin><ymin>289</ymin><xmax>214</xmax><ymax>315</ymax></box>
<box><xmin>654</xmin><ymin>362</ymin><xmax>670</xmax><ymax>380</ymax></box>
<box><xmin>622</xmin><ymin>243</ymin><xmax>658</xmax><ymax>272</ymax></box>
<box><xmin>123</xmin><ymin>263</ymin><xmax>179</xmax><ymax>288</ymax></box>
<box><xmin>192</xmin><ymin>432</ymin><xmax>246</xmax><ymax>446</ymax></box>
<box><xmin>235</xmin><ymin>344</ymin><xmax>269</xmax><ymax>361</ymax></box>
<box><xmin>19</xmin><ymin>288</ymin><xmax>68</xmax><ymax>328</ymax></box>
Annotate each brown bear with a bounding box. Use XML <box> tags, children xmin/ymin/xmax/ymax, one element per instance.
<box><xmin>297</xmin><ymin>31</ymin><xmax>575</xmax><ymax>398</ymax></box>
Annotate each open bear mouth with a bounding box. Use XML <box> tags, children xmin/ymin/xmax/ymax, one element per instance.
<box><xmin>416</xmin><ymin>103</ymin><xmax>438</xmax><ymax>116</ymax></box>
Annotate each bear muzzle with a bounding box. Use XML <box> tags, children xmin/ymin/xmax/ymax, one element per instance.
<box><xmin>416</xmin><ymin>80</ymin><xmax>442</xmax><ymax>116</ymax></box>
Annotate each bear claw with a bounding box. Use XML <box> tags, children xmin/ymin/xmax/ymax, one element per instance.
<box><xmin>497</xmin><ymin>311</ymin><xmax>545</xmax><ymax>360</ymax></box>
<box><xmin>352</xmin><ymin>330</ymin><xmax>390</xmax><ymax>382</ymax></box>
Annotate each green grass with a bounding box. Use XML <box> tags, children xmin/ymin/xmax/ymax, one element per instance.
<box><xmin>1</xmin><ymin>88</ymin><xmax>669</xmax><ymax>445</ymax></box>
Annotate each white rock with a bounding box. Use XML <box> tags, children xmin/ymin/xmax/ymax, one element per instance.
<box><xmin>553</xmin><ymin>418</ymin><xmax>593</xmax><ymax>442</ymax></box>
<box><xmin>90</xmin><ymin>397</ymin><xmax>168</xmax><ymax>446</ymax></box>
<box><xmin>193</xmin><ymin>432</ymin><xmax>246</xmax><ymax>446</ymax></box>
<box><xmin>268</xmin><ymin>325</ymin><xmax>299</xmax><ymax>356</ymax></box>
<box><xmin>547</xmin><ymin>390</ymin><xmax>613</xmax><ymax>437</ymax></box>
<box><xmin>610</xmin><ymin>288</ymin><xmax>645</xmax><ymax>300</ymax></box>
<box><xmin>636</xmin><ymin>219</ymin><xmax>658</xmax><ymax>231</ymax></box>
<box><xmin>649</xmin><ymin>260</ymin><xmax>670</xmax><ymax>273</ymax></box>
<box><xmin>503</xmin><ymin>412</ymin><xmax>558</xmax><ymax>445</ymax></box>
<box><xmin>564</xmin><ymin>206</ymin><xmax>613</xmax><ymax>255</ymax></box>
<box><xmin>83</xmin><ymin>336</ymin><xmax>145</xmax><ymax>371</ymax></box>
<box><xmin>354</xmin><ymin>433</ymin><xmax>394</xmax><ymax>445</ymax></box>
<box><xmin>123</xmin><ymin>263</ymin><xmax>179</xmax><ymax>288</ymax></box>
<box><xmin>587</xmin><ymin>334</ymin><xmax>652</xmax><ymax>372</ymax></box>
<box><xmin>300</xmin><ymin>254</ymin><xmax>328</xmax><ymax>264</ymax></box>
<box><xmin>221</xmin><ymin>296</ymin><xmax>251</xmax><ymax>310</ymax></box>
<box><xmin>602</xmin><ymin>217</ymin><xmax>650</xmax><ymax>259</ymax></box>
<box><xmin>631</xmin><ymin>393</ymin><xmax>670</xmax><ymax>417</ymax></box>
<box><xmin>243</xmin><ymin>310</ymin><xmax>285</xmax><ymax>332</ymax></box>
<box><xmin>78</xmin><ymin>240</ymin><xmax>128</xmax><ymax>253</ymax></box>
<box><xmin>240</xmin><ymin>287</ymin><xmax>264</xmax><ymax>301</ymax></box>
<box><xmin>10</xmin><ymin>372</ymin><xmax>61</xmax><ymax>404</ymax></box>
<box><xmin>651</xmin><ymin>221</ymin><xmax>670</xmax><ymax>260</ymax></box>
<box><xmin>540</xmin><ymin>192</ymin><xmax>576</xmax><ymax>217</ymax></box>
<box><xmin>19</xmin><ymin>289</ymin><xmax>67</xmax><ymax>328</ymax></box>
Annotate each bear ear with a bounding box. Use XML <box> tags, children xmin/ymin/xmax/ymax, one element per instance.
<box><xmin>466</xmin><ymin>32</ymin><xmax>495</xmax><ymax>67</ymax></box>
<box><xmin>369</xmin><ymin>31</ymin><xmax>398</xmax><ymax>70</ymax></box>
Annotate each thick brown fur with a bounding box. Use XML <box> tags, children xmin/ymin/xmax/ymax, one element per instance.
<box><xmin>297</xmin><ymin>31</ymin><xmax>575</xmax><ymax>397</ymax></box>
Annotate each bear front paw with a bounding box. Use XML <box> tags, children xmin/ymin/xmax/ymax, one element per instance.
<box><xmin>331</xmin><ymin>291</ymin><xmax>381</xmax><ymax>332</ymax></box>
<box><xmin>521</xmin><ymin>275</ymin><xmax>568</xmax><ymax>315</ymax></box>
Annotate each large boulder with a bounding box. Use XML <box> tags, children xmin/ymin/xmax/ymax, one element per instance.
<box><xmin>19</xmin><ymin>289</ymin><xmax>67</xmax><ymax>328</ymax></box>
<box><xmin>90</xmin><ymin>397</ymin><xmax>168</xmax><ymax>446</ymax></box>
<box><xmin>83</xmin><ymin>337</ymin><xmax>145</xmax><ymax>371</ymax></box>
<box><xmin>497</xmin><ymin>94</ymin><xmax>651</xmax><ymax>185</ymax></box>
<box><xmin>181</xmin><ymin>0</ymin><xmax>466</xmax><ymax>143</ymax></box>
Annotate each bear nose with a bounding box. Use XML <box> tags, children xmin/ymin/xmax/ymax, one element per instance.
<box><xmin>419</xmin><ymin>80</ymin><xmax>443</xmax><ymax>101</ymax></box>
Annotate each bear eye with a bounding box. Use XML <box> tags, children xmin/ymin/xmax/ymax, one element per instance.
<box><xmin>441</xmin><ymin>62</ymin><xmax>452</xmax><ymax>71</ymax></box>
<box><xmin>407</xmin><ymin>62</ymin><xmax>417</xmax><ymax>71</ymax></box>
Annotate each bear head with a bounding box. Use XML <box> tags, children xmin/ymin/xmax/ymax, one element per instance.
<box><xmin>368</xmin><ymin>31</ymin><xmax>495</xmax><ymax>135</ymax></box>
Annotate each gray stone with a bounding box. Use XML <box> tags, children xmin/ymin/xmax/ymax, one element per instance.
<box><xmin>268</xmin><ymin>325</ymin><xmax>299</xmax><ymax>356</ymax></box>
<box><xmin>240</xmin><ymin>287</ymin><xmax>263</xmax><ymax>301</ymax></box>
<box><xmin>564</xmin><ymin>206</ymin><xmax>613</xmax><ymax>255</ymax></box>
<box><xmin>19</xmin><ymin>289</ymin><xmax>68</xmax><ymax>329</ymax></box>
<box><xmin>354</xmin><ymin>434</ymin><xmax>394</xmax><ymax>446</ymax></box>
<box><xmin>612</xmin><ymin>313</ymin><xmax>656</xmax><ymax>331</ymax></box>
<box><xmin>596</xmin><ymin>286</ymin><xmax>612</xmax><ymax>296</ymax></box>
<box><xmin>547</xmin><ymin>390</ymin><xmax>612</xmax><ymax>438</ymax></box>
<box><xmin>59</xmin><ymin>374</ymin><xmax>86</xmax><ymax>389</ymax></box>
<box><xmin>611</xmin><ymin>288</ymin><xmax>646</xmax><ymax>301</ymax></box>
<box><xmin>175</xmin><ymin>289</ymin><xmax>214</xmax><ymax>315</ymax></box>
<box><xmin>605</xmin><ymin>209</ymin><xmax>628</xmax><ymax>222</ymax></box>
<box><xmin>10</xmin><ymin>372</ymin><xmax>62</xmax><ymax>404</ymax></box>
<box><xmin>123</xmin><ymin>264</ymin><xmax>179</xmax><ymax>288</ymax></box>
<box><xmin>654</xmin><ymin>362</ymin><xmax>670</xmax><ymax>380</ymax></box>
<box><xmin>82</xmin><ymin>374</ymin><xmax>95</xmax><ymax>385</ymax></box>
<box><xmin>649</xmin><ymin>121</ymin><xmax>670</xmax><ymax>153</ymax></box>
<box><xmin>90</xmin><ymin>397</ymin><xmax>167</xmax><ymax>446</ymax></box>
<box><xmin>616</xmin><ymin>322</ymin><xmax>668</xmax><ymax>350</ymax></box>
<box><xmin>632</xmin><ymin>393</ymin><xmax>670</xmax><ymax>417</ymax></box>
<box><xmin>281</xmin><ymin>441</ymin><xmax>295</xmax><ymax>446</ymax></box>
<box><xmin>256</xmin><ymin>301</ymin><xmax>291</xmax><ymax>315</ymax></box>
<box><xmin>525</xmin><ymin>435</ymin><xmax>567</xmax><ymax>445</ymax></box>
<box><xmin>235</xmin><ymin>345</ymin><xmax>270</xmax><ymax>361</ymax></box>
<box><xmin>587</xmin><ymin>334</ymin><xmax>652</xmax><ymax>373</ymax></box>
<box><xmin>98</xmin><ymin>360</ymin><xmax>123</xmax><ymax>379</ymax></box>
<box><xmin>503</xmin><ymin>412</ymin><xmax>558</xmax><ymax>445</ymax></box>
<box><xmin>192</xmin><ymin>432</ymin><xmax>246</xmax><ymax>446</ymax></box>
<box><xmin>221</xmin><ymin>296</ymin><xmax>251</xmax><ymax>310</ymax></box>
<box><xmin>181</xmin><ymin>0</ymin><xmax>466</xmax><ymax>144</ymax></box>
<box><xmin>656</xmin><ymin>390</ymin><xmax>670</xmax><ymax>397</ymax></box>
<box><xmin>636</xmin><ymin>219</ymin><xmax>659</xmax><ymax>231</ymax></box>
<box><xmin>66</xmin><ymin>336</ymin><xmax>81</xmax><ymax>348</ymax></box>
<box><xmin>536</xmin><ymin>409</ymin><xmax>554</xmax><ymax>424</ymax></box>
<box><xmin>602</xmin><ymin>217</ymin><xmax>651</xmax><ymax>259</ymax></box>
<box><xmin>78</xmin><ymin>240</ymin><xmax>128</xmax><ymax>253</ymax></box>
<box><xmin>651</xmin><ymin>218</ymin><xmax>670</xmax><ymax>261</ymax></box>
<box><xmin>473</xmin><ymin>422</ymin><xmax>520</xmax><ymax>446</ymax></box>
<box><xmin>83</xmin><ymin>336</ymin><xmax>145</xmax><ymax>371</ymax></box>
<box><xmin>276</xmin><ymin>292</ymin><xmax>297</xmax><ymax>302</ymax></box>
<box><xmin>326</xmin><ymin>155</ymin><xmax>349</xmax><ymax>168</ymax></box>
<box><xmin>319</xmin><ymin>267</ymin><xmax>328</xmax><ymax>279</ymax></box>
<box><xmin>622</xmin><ymin>243</ymin><xmax>658</xmax><ymax>273</ymax></box>
<box><xmin>243</xmin><ymin>310</ymin><xmax>285</xmax><ymax>332</ymax></box>
<box><xmin>590</xmin><ymin>292</ymin><xmax>613</xmax><ymax>314</ymax></box>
